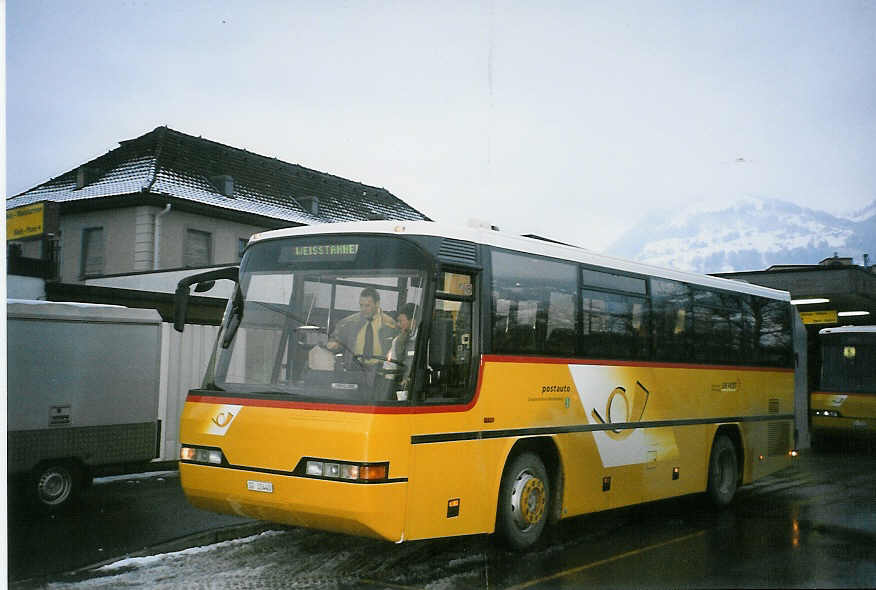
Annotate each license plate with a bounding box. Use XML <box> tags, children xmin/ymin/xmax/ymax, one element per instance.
<box><xmin>247</xmin><ymin>480</ymin><xmax>273</xmax><ymax>493</ymax></box>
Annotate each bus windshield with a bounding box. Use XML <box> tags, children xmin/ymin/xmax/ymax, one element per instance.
<box><xmin>821</xmin><ymin>332</ymin><xmax>876</xmax><ymax>394</ymax></box>
<box><xmin>212</xmin><ymin>235</ymin><xmax>428</xmax><ymax>402</ymax></box>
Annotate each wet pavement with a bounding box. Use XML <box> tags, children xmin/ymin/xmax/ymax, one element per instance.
<box><xmin>6</xmin><ymin>470</ymin><xmax>260</xmax><ymax>584</ymax></box>
<box><xmin>8</xmin><ymin>440</ymin><xmax>876</xmax><ymax>589</ymax></box>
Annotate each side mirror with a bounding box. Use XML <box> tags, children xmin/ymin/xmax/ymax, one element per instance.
<box><xmin>174</xmin><ymin>267</ymin><xmax>239</xmax><ymax>332</ymax></box>
<box><xmin>194</xmin><ymin>280</ymin><xmax>216</xmax><ymax>293</ymax></box>
<box><xmin>174</xmin><ymin>284</ymin><xmax>191</xmax><ymax>333</ymax></box>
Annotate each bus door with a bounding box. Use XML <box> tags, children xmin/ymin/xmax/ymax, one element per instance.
<box><xmin>406</xmin><ymin>270</ymin><xmax>488</xmax><ymax>540</ymax></box>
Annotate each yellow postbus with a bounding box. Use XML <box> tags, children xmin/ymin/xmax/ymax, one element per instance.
<box><xmin>811</xmin><ymin>326</ymin><xmax>876</xmax><ymax>442</ymax></box>
<box><xmin>174</xmin><ymin>221</ymin><xmax>796</xmax><ymax>549</ymax></box>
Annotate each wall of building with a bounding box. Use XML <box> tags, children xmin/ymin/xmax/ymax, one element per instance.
<box><xmin>60</xmin><ymin>208</ymin><xmax>138</xmax><ymax>282</ymax></box>
<box><xmin>154</xmin><ymin>208</ymin><xmax>266</xmax><ymax>270</ymax></box>
<box><xmin>135</xmin><ymin>206</ymin><xmax>157</xmax><ymax>271</ymax></box>
<box><xmin>57</xmin><ymin>206</ymin><xmax>270</xmax><ymax>282</ymax></box>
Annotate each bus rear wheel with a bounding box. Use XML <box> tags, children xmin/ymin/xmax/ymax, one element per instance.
<box><xmin>707</xmin><ymin>435</ymin><xmax>738</xmax><ymax>507</ymax></box>
<box><xmin>497</xmin><ymin>452</ymin><xmax>550</xmax><ymax>550</ymax></box>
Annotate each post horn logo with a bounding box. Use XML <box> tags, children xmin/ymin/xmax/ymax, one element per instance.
<box><xmin>212</xmin><ymin>411</ymin><xmax>235</xmax><ymax>428</ymax></box>
<box><xmin>591</xmin><ymin>380</ymin><xmax>651</xmax><ymax>440</ymax></box>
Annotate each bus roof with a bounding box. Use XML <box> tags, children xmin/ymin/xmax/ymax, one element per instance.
<box><xmin>249</xmin><ymin>220</ymin><xmax>790</xmax><ymax>302</ymax></box>
<box><xmin>819</xmin><ymin>325</ymin><xmax>876</xmax><ymax>335</ymax></box>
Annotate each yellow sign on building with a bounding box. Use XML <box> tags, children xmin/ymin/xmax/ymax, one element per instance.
<box><xmin>799</xmin><ymin>310</ymin><xmax>838</xmax><ymax>325</ymax></box>
<box><xmin>6</xmin><ymin>203</ymin><xmax>46</xmax><ymax>240</ymax></box>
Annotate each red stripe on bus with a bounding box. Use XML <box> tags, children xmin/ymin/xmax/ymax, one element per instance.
<box><xmin>185</xmin><ymin>395</ymin><xmax>481</xmax><ymax>414</ymax></box>
<box><xmin>481</xmin><ymin>354</ymin><xmax>794</xmax><ymax>373</ymax></box>
<box><xmin>186</xmin><ymin>356</ymin><xmax>487</xmax><ymax>414</ymax></box>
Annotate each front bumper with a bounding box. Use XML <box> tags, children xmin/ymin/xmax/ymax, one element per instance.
<box><xmin>180</xmin><ymin>462</ymin><xmax>408</xmax><ymax>542</ymax></box>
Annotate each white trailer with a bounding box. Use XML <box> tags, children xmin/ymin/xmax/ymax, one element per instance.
<box><xmin>7</xmin><ymin>301</ymin><xmax>162</xmax><ymax>509</ymax></box>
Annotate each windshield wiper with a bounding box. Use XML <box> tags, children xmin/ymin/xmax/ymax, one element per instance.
<box><xmin>246</xmin><ymin>300</ymin><xmax>311</xmax><ymax>325</ymax></box>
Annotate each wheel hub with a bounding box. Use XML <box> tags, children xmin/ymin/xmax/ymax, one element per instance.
<box><xmin>511</xmin><ymin>472</ymin><xmax>546</xmax><ymax>530</ymax></box>
<box><xmin>38</xmin><ymin>470</ymin><xmax>71</xmax><ymax>504</ymax></box>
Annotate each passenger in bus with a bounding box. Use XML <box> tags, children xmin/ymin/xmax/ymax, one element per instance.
<box><xmin>327</xmin><ymin>287</ymin><xmax>398</xmax><ymax>360</ymax></box>
<box><xmin>383</xmin><ymin>303</ymin><xmax>418</xmax><ymax>396</ymax></box>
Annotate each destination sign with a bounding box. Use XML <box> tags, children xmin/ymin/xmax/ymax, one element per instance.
<box><xmin>800</xmin><ymin>310</ymin><xmax>838</xmax><ymax>325</ymax></box>
<box><xmin>280</xmin><ymin>243</ymin><xmax>360</xmax><ymax>263</ymax></box>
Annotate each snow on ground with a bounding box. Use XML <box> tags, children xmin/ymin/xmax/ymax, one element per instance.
<box><xmin>45</xmin><ymin>531</ymin><xmax>285</xmax><ymax>589</ymax></box>
<box><xmin>39</xmin><ymin>527</ymin><xmax>490</xmax><ymax>590</ymax></box>
<box><xmin>92</xmin><ymin>471</ymin><xmax>179</xmax><ymax>485</ymax></box>
<box><xmin>95</xmin><ymin>531</ymin><xmax>284</xmax><ymax>572</ymax></box>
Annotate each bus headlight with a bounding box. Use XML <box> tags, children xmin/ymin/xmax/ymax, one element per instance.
<box><xmin>301</xmin><ymin>459</ymin><xmax>388</xmax><ymax>482</ymax></box>
<box><xmin>812</xmin><ymin>410</ymin><xmax>840</xmax><ymax>417</ymax></box>
<box><xmin>180</xmin><ymin>446</ymin><xmax>224</xmax><ymax>465</ymax></box>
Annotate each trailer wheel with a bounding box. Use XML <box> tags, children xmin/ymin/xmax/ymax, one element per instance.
<box><xmin>707</xmin><ymin>435</ymin><xmax>738</xmax><ymax>507</ymax></box>
<box><xmin>33</xmin><ymin>462</ymin><xmax>80</xmax><ymax>510</ymax></box>
<box><xmin>496</xmin><ymin>452</ymin><xmax>551</xmax><ymax>550</ymax></box>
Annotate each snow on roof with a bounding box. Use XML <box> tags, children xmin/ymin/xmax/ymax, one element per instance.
<box><xmin>6</xmin><ymin>127</ymin><xmax>430</xmax><ymax>225</ymax></box>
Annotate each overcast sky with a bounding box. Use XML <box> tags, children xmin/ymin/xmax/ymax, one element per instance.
<box><xmin>6</xmin><ymin>0</ymin><xmax>876</xmax><ymax>250</ymax></box>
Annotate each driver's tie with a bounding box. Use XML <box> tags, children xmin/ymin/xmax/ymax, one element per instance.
<box><xmin>363</xmin><ymin>318</ymin><xmax>374</xmax><ymax>357</ymax></box>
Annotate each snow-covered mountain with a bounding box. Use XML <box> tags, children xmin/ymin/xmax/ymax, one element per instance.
<box><xmin>604</xmin><ymin>197</ymin><xmax>876</xmax><ymax>273</ymax></box>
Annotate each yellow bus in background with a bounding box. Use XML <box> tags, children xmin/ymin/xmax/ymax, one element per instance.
<box><xmin>174</xmin><ymin>221</ymin><xmax>796</xmax><ymax>549</ymax></box>
<box><xmin>811</xmin><ymin>326</ymin><xmax>876</xmax><ymax>442</ymax></box>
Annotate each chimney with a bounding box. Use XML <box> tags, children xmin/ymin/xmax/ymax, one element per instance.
<box><xmin>210</xmin><ymin>175</ymin><xmax>234</xmax><ymax>197</ymax></box>
<box><xmin>76</xmin><ymin>166</ymin><xmax>102</xmax><ymax>189</ymax></box>
<box><xmin>297</xmin><ymin>196</ymin><xmax>320</xmax><ymax>215</ymax></box>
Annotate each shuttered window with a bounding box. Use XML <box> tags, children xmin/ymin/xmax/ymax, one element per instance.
<box><xmin>82</xmin><ymin>227</ymin><xmax>104</xmax><ymax>276</ymax></box>
<box><xmin>185</xmin><ymin>229</ymin><xmax>212</xmax><ymax>267</ymax></box>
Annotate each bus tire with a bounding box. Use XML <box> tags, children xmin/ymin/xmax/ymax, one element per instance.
<box><xmin>496</xmin><ymin>452</ymin><xmax>550</xmax><ymax>550</ymax></box>
<box><xmin>33</xmin><ymin>461</ymin><xmax>81</xmax><ymax>511</ymax></box>
<box><xmin>707</xmin><ymin>435</ymin><xmax>738</xmax><ymax>507</ymax></box>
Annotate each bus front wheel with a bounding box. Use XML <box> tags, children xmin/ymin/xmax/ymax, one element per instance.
<box><xmin>33</xmin><ymin>461</ymin><xmax>81</xmax><ymax>510</ymax></box>
<box><xmin>496</xmin><ymin>452</ymin><xmax>550</xmax><ymax>550</ymax></box>
<box><xmin>707</xmin><ymin>435</ymin><xmax>738</xmax><ymax>507</ymax></box>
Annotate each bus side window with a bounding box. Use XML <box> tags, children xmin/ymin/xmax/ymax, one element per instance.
<box><xmin>491</xmin><ymin>251</ymin><xmax>577</xmax><ymax>356</ymax></box>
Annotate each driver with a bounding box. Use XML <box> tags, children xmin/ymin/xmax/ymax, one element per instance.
<box><xmin>327</xmin><ymin>287</ymin><xmax>398</xmax><ymax>360</ymax></box>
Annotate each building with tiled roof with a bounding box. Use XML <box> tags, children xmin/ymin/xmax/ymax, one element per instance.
<box><xmin>7</xmin><ymin>126</ymin><xmax>429</xmax><ymax>288</ymax></box>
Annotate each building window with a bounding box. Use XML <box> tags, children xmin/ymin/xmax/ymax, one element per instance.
<box><xmin>81</xmin><ymin>227</ymin><xmax>104</xmax><ymax>277</ymax></box>
<box><xmin>238</xmin><ymin>238</ymin><xmax>248</xmax><ymax>261</ymax></box>
<box><xmin>184</xmin><ymin>229</ymin><xmax>212</xmax><ymax>267</ymax></box>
